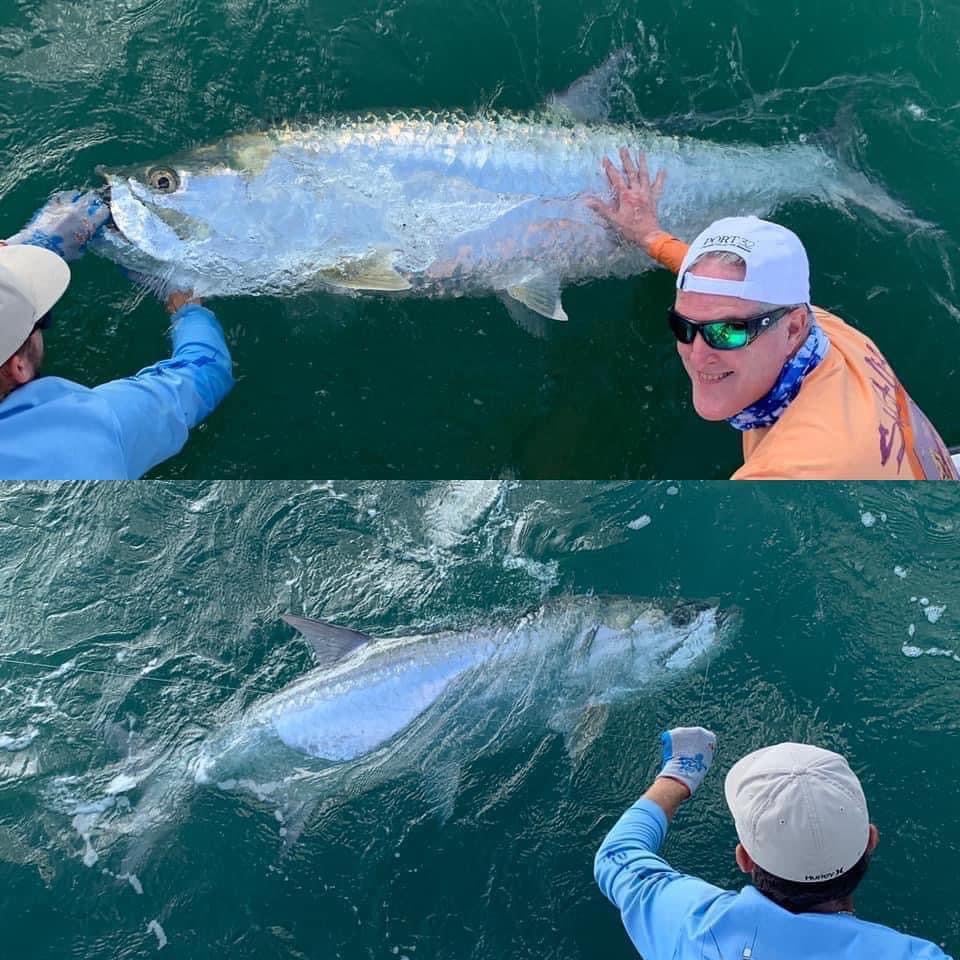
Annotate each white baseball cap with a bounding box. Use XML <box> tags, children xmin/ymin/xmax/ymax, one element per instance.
<box><xmin>677</xmin><ymin>216</ymin><xmax>811</xmax><ymax>306</ymax></box>
<box><xmin>724</xmin><ymin>743</ymin><xmax>870</xmax><ymax>884</ymax></box>
<box><xmin>0</xmin><ymin>244</ymin><xmax>70</xmax><ymax>365</ymax></box>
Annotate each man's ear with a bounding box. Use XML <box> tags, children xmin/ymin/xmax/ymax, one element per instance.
<box><xmin>786</xmin><ymin>306</ymin><xmax>809</xmax><ymax>344</ymax></box>
<box><xmin>735</xmin><ymin>843</ymin><xmax>754</xmax><ymax>874</ymax></box>
<box><xmin>4</xmin><ymin>350</ymin><xmax>33</xmax><ymax>385</ymax></box>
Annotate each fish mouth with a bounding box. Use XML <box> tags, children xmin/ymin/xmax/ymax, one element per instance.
<box><xmin>94</xmin><ymin>167</ymin><xmax>127</xmax><ymax>239</ymax></box>
<box><xmin>90</xmin><ymin>169</ymin><xmax>120</xmax><ymax>234</ymax></box>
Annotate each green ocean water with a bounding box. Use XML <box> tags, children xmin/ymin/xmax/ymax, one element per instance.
<box><xmin>3</xmin><ymin>0</ymin><xmax>960</xmax><ymax>477</ymax></box>
<box><xmin>0</xmin><ymin>481</ymin><xmax>958</xmax><ymax>958</ymax></box>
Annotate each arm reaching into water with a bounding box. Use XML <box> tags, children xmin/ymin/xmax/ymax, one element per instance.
<box><xmin>595</xmin><ymin>727</ymin><xmax>721</xmax><ymax>959</ymax></box>
<box><xmin>92</xmin><ymin>300</ymin><xmax>234</xmax><ymax>478</ymax></box>
<box><xmin>586</xmin><ymin>149</ymin><xmax>689</xmax><ymax>272</ymax></box>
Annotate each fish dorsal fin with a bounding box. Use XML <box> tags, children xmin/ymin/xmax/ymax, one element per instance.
<box><xmin>546</xmin><ymin>47</ymin><xmax>635</xmax><ymax>124</ymax></box>
<box><xmin>506</xmin><ymin>274</ymin><xmax>568</xmax><ymax>322</ymax></box>
<box><xmin>318</xmin><ymin>251</ymin><xmax>412</xmax><ymax>292</ymax></box>
<box><xmin>280</xmin><ymin>614</ymin><xmax>373</xmax><ymax>665</ymax></box>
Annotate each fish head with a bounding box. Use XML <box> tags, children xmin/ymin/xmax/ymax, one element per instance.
<box><xmin>95</xmin><ymin>133</ymin><xmax>282</xmax><ymax>268</ymax></box>
<box><xmin>551</xmin><ymin>594</ymin><xmax>733</xmax><ymax>678</ymax></box>
<box><xmin>94</xmin><ymin>133</ymin><xmax>332</xmax><ymax>294</ymax></box>
<box><xmin>97</xmin><ymin>158</ymin><xmax>225</xmax><ymax>263</ymax></box>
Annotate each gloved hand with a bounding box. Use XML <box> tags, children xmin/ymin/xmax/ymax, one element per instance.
<box><xmin>6</xmin><ymin>190</ymin><xmax>111</xmax><ymax>262</ymax></box>
<box><xmin>658</xmin><ymin>726</ymin><xmax>716</xmax><ymax>796</ymax></box>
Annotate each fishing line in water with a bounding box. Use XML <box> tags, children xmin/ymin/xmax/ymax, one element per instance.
<box><xmin>0</xmin><ymin>656</ymin><xmax>278</xmax><ymax>696</ymax></box>
<box><xmin>697</xmin><ymin>648</ymin><xmax>712</xmax><ymax>713</ymax></box>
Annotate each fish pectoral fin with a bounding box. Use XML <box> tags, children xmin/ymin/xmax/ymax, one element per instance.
<box><xmin>318</xmin><ymin>252</ymin><xmax>412</xmax><ymax>292</ymax></box>
<box><xmin>564</xmin><ymin>701</ymin><xmax>611</xmax><ymax>768</ymax></box>
<box><xmin>280</xmin><ymin>614</ymin><xmax>374</xmax><ymax>665</ymax></box>
<box><xmin>500</xmin><ymin>295</ymin><xmax>550</xmax><ymax>339</ymax></box>
<box><xmin>506</xmin><ymin>275</ymin><xmax>568</xmax><ymax>322</ymax></box>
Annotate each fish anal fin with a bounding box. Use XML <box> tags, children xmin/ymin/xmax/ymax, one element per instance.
<box><xmin>280</xmin><ymin>614</ymin><xmax>373</xmax><ymax>666</ymax></box>
<box><xmin>506</xmin><ymin>275</ymin><xmax>568</xmax><ymax>322</ymax></box>
<box><xmin>319</xmin><ymin>251</ymin><xmax>412</xmax><ymax>292</ymax></box>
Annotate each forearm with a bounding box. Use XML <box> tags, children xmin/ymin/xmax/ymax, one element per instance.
<box><xmin>643</xmin><ymin>776</ymin><xmax>692</xmax><ymax>823</ymax></box>
<box><xmin>92</xmin><ymin>304</ymin><xmax>234</xmax><ymax>478</ymax></box>
<box><xmin>165</xmin><ymin>304</ymin><xmax>234</xmax><ymax>423</ymax></box>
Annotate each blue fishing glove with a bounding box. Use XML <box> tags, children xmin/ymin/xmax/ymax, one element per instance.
<box><xmin>658</xmin><ymin>726</ymin><xmax>716</xmax><ymax>796</ymax></box>
<box><xmin>6</xmin><ymin>190</ymin><xmax>111</xmax><ymax>262</ymax></box>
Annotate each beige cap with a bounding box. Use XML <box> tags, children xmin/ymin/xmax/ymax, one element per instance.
<box><xmin>724</xmin><ymin>743</ymin><xmax>870</xmax><ymax>884</ymax></box>
<box><xmin>0</xmin><ymin>244</ymin><xmax>70</xmax><ymax>365</ymax></box>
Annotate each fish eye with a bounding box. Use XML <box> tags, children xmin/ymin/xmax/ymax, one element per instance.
<box><xmin>147</xmin><ymin>167</ymin><xmax>180</xmax><ymax>193</ymax></box>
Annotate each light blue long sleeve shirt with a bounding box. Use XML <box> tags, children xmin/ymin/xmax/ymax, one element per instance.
<box><xmin>595</xmin><ymin>798</ymin><xmax>952</xmax><ymax>960</ymax></box>
<box><xmin>0</xmin><ymin>304</ymin><xmax>233</xmax><ymax>479</ymax></box>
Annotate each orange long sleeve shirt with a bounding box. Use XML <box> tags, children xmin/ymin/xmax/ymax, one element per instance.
<box><xmin>648</xmin><ymin>232</ymin><xmax>958</xmax><ymax>480</ymax></box>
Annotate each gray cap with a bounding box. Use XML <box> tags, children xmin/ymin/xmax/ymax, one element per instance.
<box><xmin>0</xmin><ymin>244</ymin><xmax>70</xmax><ymax>365</ymax></box>
<box><xmin>724</xmin><ymin>742</ymin><xmax>870</xmax><ymax>883</ymax></box>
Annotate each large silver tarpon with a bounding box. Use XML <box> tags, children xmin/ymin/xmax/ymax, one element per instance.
<box><xmin>194</xmin><ymin>595</ymin><xmax>730</xmax><ymax>782</ymax></box>
<box><xmin>92</xmin><ymin>68</ymin><xmax>909</xmax><ymax>327</ymax></box>
<box><xmin>54</xmin><ymin>594</ymin><xmax>733</xmax><ymax>867</ymax></box>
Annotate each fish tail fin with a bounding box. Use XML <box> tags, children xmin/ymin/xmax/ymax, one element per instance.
<box><xmin>815</xmin><ymin>103</ymin><xmax>932</xmax><ymax>232</ymax></box>
<box><xmin>812</xmin><ymin>104</ymin><xmax>958</xmax><ymax>295</ymax></box>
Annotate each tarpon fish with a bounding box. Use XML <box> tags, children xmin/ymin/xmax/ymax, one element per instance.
<box><xmin>91</xmin><ymin>54</ymin><xmax>911</xmax><ymax>330</ymax></box>
<box><xmin>57</xmin><ymin>594</ymin><xmax>731</xmax><ymax>868</ymax></box>
<box><xmin>194</xmin><ymin>595</ymin><xmax>730</xmax><ymax>784</ymax></box>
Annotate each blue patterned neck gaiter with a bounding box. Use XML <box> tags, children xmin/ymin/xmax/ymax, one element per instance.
<box><xmin>727</xmin><ymin>321</ymin><xmax>829</xmax><ymax>431</ymax></box>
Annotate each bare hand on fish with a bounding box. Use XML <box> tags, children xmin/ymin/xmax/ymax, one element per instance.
<box><xmin>586</xmin><ymin>148</ymin><xmax>667</xmax><ymax>251</ymax></box>
<box><xmin>165</xmin><ymin>290</ymin><xmax>203</xmax><ymax>314</ymax></box>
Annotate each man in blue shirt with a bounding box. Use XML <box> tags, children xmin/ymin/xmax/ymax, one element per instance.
<box><xmin>0</xmin><ymin>190</ymin><xmax>234</xmax><ymax>479</ymax></box>
<box><xmin>595</xmin><ymin>727</ymin><xmax>951</xmax><ymax>958</ymax></box>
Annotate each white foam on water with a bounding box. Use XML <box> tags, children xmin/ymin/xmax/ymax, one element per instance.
<box><xmin>106</xmin><ymin>773</ymin><xmax>141</xmax><ymax>795</ymax></box>
<box><xmin>628</xmin><ymin>515</ymin><xmax>652</xmax><ymax>530</ymax></box>
<box><xmin>64</xmin><ymin>795</ymin><xmax>117</xmax><ymax>868</ymax></box>
<box><xmin>925</xmin><ymin>605</ymin><xmax>946</xmax><ymax>624</ymax></box>
<box><xmin>860</xmin><ymin>511</ymin><xmax>876</xmax><ymax>527</ymax></box>
<box><xmin>186</xmin><ymin>488</ymin><xmax>221</xmax><ymax>513</ymax></box>
<box><xmin>0</xmin><ymin>726</ymin><xmax>39</xmax><ymax>751</ymax></box>
<box><xmin>47</xmin><ymin>659</ymin><xmax>77</xmax><ymax>680</ymax></box>
<box><xmin>122</xmin><ymin>873</ymin><xmax>144</xmax><ymax>894</ymax></box>
<box><xmin>501</xmin><ymin>554</ymin><xmax>558</xmax><ymax>587</ymax></box>
<box><xmin>894</xmin><ymin>566</ymin><xmax>908</xmax><ymax>578</ymax></box>
<box><xmin>73</xmin><ymin>820</ymin><xmax>100</xmax><ymax>867</ymax></box>
<box><xmin>70</xmin><ymin>797</ymin><xmax>116</xmax><ymax>816</ymax></box>
<box><xmin>422</xmin><ymin>481</ymin><xmax>504</xmax><ymax>549</ymax></box>
<box><xmin>902</xmin><ymin>644</ymin><xmax>959</xmax><ymax>661</ymax></box>
<box><xmin>146</xmin><ymin>920</ymin><xmax>168</xmax><ymax>950</ymax></box>
<box><xmin>666</xmin><ymin>486</ymin><xmax>679</xmax><ymax>495</ymax></box>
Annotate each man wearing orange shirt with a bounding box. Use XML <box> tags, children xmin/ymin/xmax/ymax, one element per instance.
<box><xmin>587</xmin><ymin>149</ymin><xmax>957</xmax><ymax>480</ymax></box>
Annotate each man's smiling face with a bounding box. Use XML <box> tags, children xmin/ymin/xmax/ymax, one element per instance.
<box><xmin>674</xmin><ymin>258</ymin><xmax>805</xmax><ymax>421</ymax></box>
